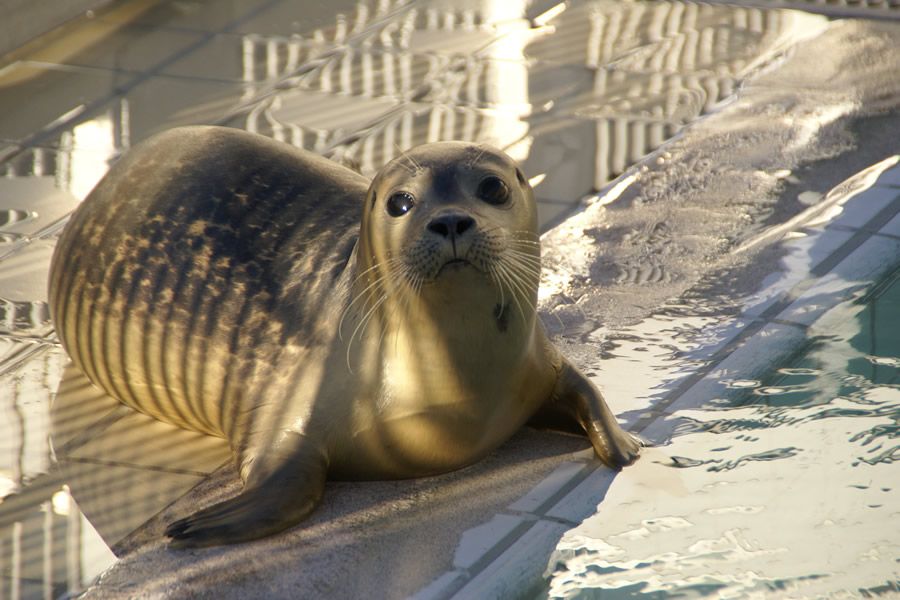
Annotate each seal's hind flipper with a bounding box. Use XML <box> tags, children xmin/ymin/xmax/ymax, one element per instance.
<box><xmin>166</xmin><ymin>436</ymin><xmax>328</xmax><ymax>548</ymax></box>
<box><xmin>542</xmin><ymin>359</ymin><xmax>643</xmax><ymax>469</ymax></box>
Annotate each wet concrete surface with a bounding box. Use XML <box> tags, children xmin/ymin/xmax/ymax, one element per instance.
<box><xmin>1</xmin><ymin>0</ymin><xmax>899</xmax><ymax>598</ymax></box>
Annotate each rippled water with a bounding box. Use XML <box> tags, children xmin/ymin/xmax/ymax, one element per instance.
<box><xmin>544</xmin><ymin>270</ymin><xmax>900</xmax><ymax>597</ymax></box>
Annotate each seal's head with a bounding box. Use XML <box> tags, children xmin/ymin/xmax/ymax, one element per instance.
<box><xmin>359</xmin><ymin>142</ymin><xmax>539</xmax><ymax>316</ymax></box>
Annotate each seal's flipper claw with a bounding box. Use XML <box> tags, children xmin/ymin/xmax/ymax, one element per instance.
<box><xmin>549</xmin><ymin>359</ymin><xmax>643</xmax><ymax>469</ymax></box>
<box><xmin>166</xmin><ymin>444</ymin><xmax>327</xmax><ymax>548</ymax></box>
<box><xmin>165</xmin><ymin>491</ymin><xmax>272</xmax><ymax>548</ymax></box>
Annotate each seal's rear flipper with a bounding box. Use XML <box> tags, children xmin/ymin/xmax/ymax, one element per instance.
<box><xmin>166</xmin><ymin>437</ymin><xmax>327</xmax><ymax>548</ymax></box>
<box><xmin>540</xmin><ymin>359</ymin><xmax>643</xmax><ymax>469</ymax></box>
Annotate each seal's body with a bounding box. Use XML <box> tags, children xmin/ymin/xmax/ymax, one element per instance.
<box><xmin>49</xmin><ymin>126</ymin><xmax>640</xmax><ymax>547</ymax></box>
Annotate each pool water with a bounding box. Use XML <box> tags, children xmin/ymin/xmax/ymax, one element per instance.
<box><xmin>544</xmin><ymin>269</ymin><xmax>900</xmax><ymax>597</ymax></box>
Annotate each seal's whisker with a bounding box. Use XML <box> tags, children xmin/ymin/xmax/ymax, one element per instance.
<box><xmin>469</xmin><ymin>144</ymin><xmax>489</xmax><ymax>168</ymax></box>
<box><xmin>498</xmin><ymin>256</ymin><xmax>538</xmax><ymax>315</ymax></box>
<box><xmin>394</xmin><ymin>268</ymin><xmax>422</xmax><ymax>354</ymax></box>
<box><xmin>501</xmin><ymin>253</ymin><xmax>542</xmax><ymax>281</ymax></box>
<box><xmin>489</xmin><ymin>263</ymin><xmax>513</xmax><ymax>318</ymax></box>
<box><xmin>346</xmin><ymin>290</ymin><xmax>389</xmax><ymax>373</ymax></box>
<box><xmin>348</xmin><ymin>260</ymin><xmax>387</xmax><ymax>289</ymax></box>
<box><xmin>510</xmin><ymin>229</ymin><xmax>541</xmax><ymax>239</ymax></box>
<box><xmin>506</xmin><ymin>239</ymin><xmax>542</xmax><ymax>250</ymax></box>
<box><xmin>503</xmin><ymin>248</ymin><xmax>542</xmax><ymax>267</ymax></box>
<box><xmin>393</xmin><ymin>141</ymin><xmax>421</xmax><ymax>174</ymax></box>
<box><xmin>486</xmin><ymin>264</ymin><xmax>507</xmax><ymax>315</ymax></box>
<box><xmin>339</xmin><ymin>261</ymin><xmax>399</xmax><ymax>341</ymax></box>
<box><xmin>491</xmin><ymin>264</ymin><xmax>506</xmax><ymax>310</ymax></box>
<box><xmin>381</xmin><ymin>261</ymin><xmax>419</xmax><ymax>352</ymax></box>
<box><xmin>506</xmin><ymin>242</ymin><xmax>542</xmax><ymax>252</ymax></box>
<box><xmin>501</xmin><ymin>251</ymin><xmax>564</xmax><ymax>332</ymax></box>
<box><xmin>493</xmin><ymin>261</ymin><xmax>527</xmax><ymax>326</ymax></box>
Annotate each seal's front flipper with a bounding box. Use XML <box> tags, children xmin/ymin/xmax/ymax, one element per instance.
<box><xmin>166</xmin><ymin>437</ymin><xmax>327</xmax><ymax>548</ymax></box>
<box><xmin>537</xmin><ymin>359</ymin><xmax>643</xmax><ymax>469</ymax></box>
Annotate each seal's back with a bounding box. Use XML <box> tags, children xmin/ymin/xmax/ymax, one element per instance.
<box><xmin>48</xmin><ymin>126</ymin><xmax>369</xmax><ymax>435</ymax></box>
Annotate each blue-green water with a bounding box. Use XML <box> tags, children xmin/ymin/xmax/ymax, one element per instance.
<box><xmin>546</xmin><ymin>269</ymin><xmax>900</xmax><ymax>598</ymax></box>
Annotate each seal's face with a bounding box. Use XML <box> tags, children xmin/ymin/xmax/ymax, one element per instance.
<box><xmin>361</xmin><ymin>142</ymin><xmax>538</xmax><ymax>302</ymax></box>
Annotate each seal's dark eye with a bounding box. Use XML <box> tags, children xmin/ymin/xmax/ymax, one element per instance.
<box><xmin>386</xmin><ymin>192</ymin><xmax>415</xmax><ymax>217</ymax></box>
<box><xmin>477</xmin><ymin>176</ymin><xmax>510</xmax><ymax>206</ymax></box>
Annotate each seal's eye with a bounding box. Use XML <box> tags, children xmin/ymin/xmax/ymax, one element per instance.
<box><xmin>477</xmin><ymin>176</ymin><xmax>510</xmax><ymax>206</ymax></box>
<box><xmin>386</xmin><ymin>192</ymin><xmax>415</xmax><ymax>217</ymax></box>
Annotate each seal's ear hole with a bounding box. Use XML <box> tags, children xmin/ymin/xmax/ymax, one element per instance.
<box><xmin>370</xmin><ymin>191</ymin><xmax>377</xmax><ymax>208</ymax></box>
<box><xmin>515</xmin><ymin>168</ymin><xmax>527</xmax><ymax>186</ymax></box>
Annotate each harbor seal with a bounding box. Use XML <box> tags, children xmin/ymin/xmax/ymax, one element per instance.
<box><xmin>48</xmin><ymin>126</ymin><xmax>641</xmax><ymax>548</ymax></box>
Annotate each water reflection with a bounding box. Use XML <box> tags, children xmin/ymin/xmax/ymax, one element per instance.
<box><xmin>227</xmin><ymin>0</ymin><xmax>823</xmax><ymax>224</ymax></box>
<box><xmin>0</xmin><ymin>349</ymin><xmax>115</xmax><ymax>600</ymax></box>
<box><xmin>544</xmin><ymin>271</ymin><xmax>900</xmax><ymax>598</ymax></box>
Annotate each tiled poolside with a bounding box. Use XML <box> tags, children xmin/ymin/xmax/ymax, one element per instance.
<box><xmin>1</xmin><ymin>0</ymin><xmax>899</xmax><ymax>598</ymax></box>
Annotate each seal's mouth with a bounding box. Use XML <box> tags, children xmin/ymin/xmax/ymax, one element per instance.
<box><xmin>434</xmin><ymin>258</ymin><xmax>477</xmax><ymax>278</ymax></box>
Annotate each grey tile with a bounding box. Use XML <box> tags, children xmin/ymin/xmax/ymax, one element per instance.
<box><xmin>878</xmin><ymin>210</ymin><xmax>900</xmax><ymax>239</ymax></box>
<box><xmin>537</xmin><ymin>200</ymin><xmax>578</xmax><ymax>232</ymax></box>
<box><xmin>68</xmin><ymin>411</ymin><xmax>230</xmax><ymax>475</ymax></box>
<box><xmin>50</xmin><ymin>366</ymin><xmax>124</xmax><ymax>452</ymax></box>
<box><xmin>820</xmin><ymin>182</ymin><xmax>900</xmax><ymax>232</ymax></box>
<box><xmin>409</xmin><ymin>570</ymin><xmax>467</xmax><ymax>600</ymax></box>
<box><xmin>57</xmin><ymin>458</ymin><xmax>205</xmax><ymax>548</ymax></box>
<box><xmin>26</xmin><ymin>23</ymin><xmax>206</xmax><ymax>73</ymax></box>
<box><xmin>0</xmin><ymin>61</ymin><xmax>127</xmax><ymax>144</ymax></box>
<box><xmin>740</xmin><ymin>228</ymin><xmax>855</xmax><ymax>320</ymax></box>
<box><xmin>452</xmin><ymin>519</ymin><xmax>570</xmax><ymax>600</ymax></box>
<box><xmin>776</xmin><ymin>234</ymin><xmax>900</xmax><ymax>327</ymax></box>
<box><xmin>452</xmin><ymin>513</ymin><xmax>526</xmax><ymax>570</ymax></box>
<box><xmin>508</xmin><ymin>461</ymin><xmax>589</xmax><ymax>514</ymax></box>
<box><xmin>874</xmin><ymin>163</ymin><xmax>900</xmax><ymax>187</ymax></box>
<box><xmin>0</xmin><ymin>172</ymin><xmax>81</xmax><ymax>236</ymax></box>
<box><xmin>116</xmin><ymin>74</ymin><xmax>247</xmax><ymax>144</ymax></box>
<box><xmin>232</xmin><ymin>0</ymin><xmax>363</xmax><ymax>37</ymax></box>
<box><xmin>95</xmin><ymin>0</ymin><xmax>277</xmax><ymax>33</ymax></box>
<box><xmin>0</xmin><ymin>240</ymin><xmax>55</xmax><ymax>304</ymax></box>
<box><xmin>160</xmin><ymin>32</ymin><xmax>276</xmax><ymax>82</ymax></box>
<box><xmin>545</xmin><ymin>467</ymin><xmax>617</xmax><ymax>523</ymax></box>
<box><xmin>640</xmin><ymin>322</ymin><xmax>809</xmax><ymax>443</ymax></box>
<box><xmin>0</xmin><ymin>71</ymin><xmax>243</xmax><ymax>191</ymax></box>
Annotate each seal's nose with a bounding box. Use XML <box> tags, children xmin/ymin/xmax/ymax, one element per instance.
<box><xmin>427</xmin><ymin>213</ymin><xmax>475</xmax><ymax>238</ymax></box>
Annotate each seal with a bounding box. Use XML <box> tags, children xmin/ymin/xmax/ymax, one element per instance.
<box><xmin>48</xmin><ymin>126</ymin><xmax>641</xmax><ymax>548</ymax></box>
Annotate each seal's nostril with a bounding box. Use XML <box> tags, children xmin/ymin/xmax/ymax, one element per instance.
<box><xmin>456</xmin><ymin>216</ymin><xmax>475</xmax><ymax>236</ymax></box>
<box><xmin>428</xmin><ymin>221</ymin><xmax>450</xmax><ymax>237</ymax></box>
<box><xmin>428</xmin><ymin>214</ymin><xmax>474</xmax><ymax>238</ymax></box>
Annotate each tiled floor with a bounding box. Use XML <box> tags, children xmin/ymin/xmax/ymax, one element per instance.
<box><xmin>1</xmin><ymin>0</ymin><xmax>899</xmax><ymax>598</ymax></box>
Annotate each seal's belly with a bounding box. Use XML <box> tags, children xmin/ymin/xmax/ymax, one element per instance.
<box><xmin>331</xmin><ymin>371</ymin><xmax>552</xmax><ymax>480</ymax></box>
<box><xmin>330</xmin><ymin>410</ymin><xmax>523</xmax><ymax>479</ymax></box>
